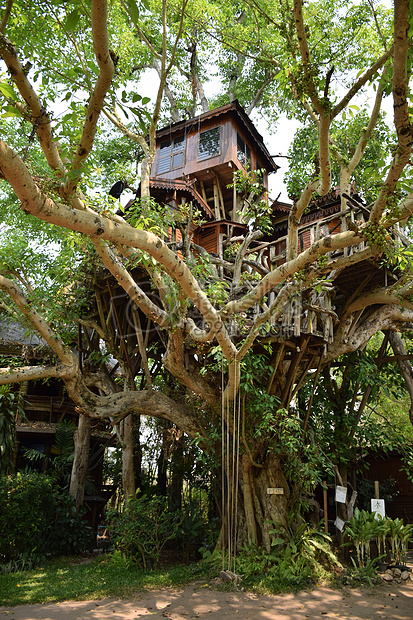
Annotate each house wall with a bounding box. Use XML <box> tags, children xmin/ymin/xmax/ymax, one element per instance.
<box><xmin>362</xmin><ymin>453</ymin><xmax>413</xmax><ymax>523</ymax></box>
<box><xmin>152</xmin><ymin>115</ymin><xmax>267</xmax><ymax>186</ymax></box>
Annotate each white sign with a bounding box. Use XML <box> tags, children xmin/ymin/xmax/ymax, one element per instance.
<box><xmin>335</xmin><ymin>485</ymin><xmax>347</xmax><ymax>504</ymax></box>
<box><xmin>371</xmin><ymin>499</ymin><xmax>385</xmax><ymax>519</ymax></box>
<box><xmin>334</xmin><ymin>517</ymin><xmax>345</xmax><ymax>532</ymax></box>
<box><xmin>267</xmin><ymin>487</ymin><xmax>284</xmax><ymax>495</ymax></box>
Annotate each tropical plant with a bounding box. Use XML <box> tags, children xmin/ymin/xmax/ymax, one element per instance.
<box><xmin>0</xmin><ymin>471</ymin><xmax>92</xmax><ymax>568</ymax></box>
<box><xmin>343</xmin><ymin>508</ymin><xmax>384</xmax><ymax>567</ymax></box>
<box><xmin>386</xmin><ymin>518</ymin><xmax>413</xmax><ymax>566</ymax></box>
<box><xmin>0</xmin><ymin>385</ymin><xmax>24</xmax><ymax>475</ymax></box>
<box><xmin>268</xmin><ymin>519</ymin><xmax>340</xmax><ymax>571</ymax></box>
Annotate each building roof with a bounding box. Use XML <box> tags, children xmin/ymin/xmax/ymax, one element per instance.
<box><xmin>0</xmin><ymin>318</ymin><xmax>48</xmax><ymax>356</ymax></box>
<box><xmin>149</xmin><ymin>177</ymin><xmax>215</xmax><ymax>219</ymax></box>
<box><xmin>155</xmin><ymin>101</ymin><xmax>280</xmax><ymax>175</ymax></box>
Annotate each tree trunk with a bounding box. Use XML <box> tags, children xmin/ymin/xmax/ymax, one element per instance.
<box><xmin>157</xmin><ymin>445</ymin><xmax>168</xmax><ymax>496</ymax></box>
<box><xmin>169</xmin><ymin>437</ymin><xmax>184</xmax><ymax>510</ymax></box>
<box><xmin>133</xmin><ymin>414</ymin><xmax>143</xmax><ymax>492</ymax></box>
<box><xmin>220</xmin><ymin>453</ymin><xmax>290</xmax><ymax>554</ymax></box>
<box><xmin>121</xmin><ymin>414</ymin><xmax>136</xmax><ymax>500</ymax></box>
<box><xmin>69</xmin><ymin>414</ymin><xmax>91</xmax><ymax>510</ymax></box>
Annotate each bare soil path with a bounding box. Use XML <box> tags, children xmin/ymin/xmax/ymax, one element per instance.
<box><xmin>1</xmin><ymin>580</ymin><xmax>413</xmax><ymax>620</ymax></box>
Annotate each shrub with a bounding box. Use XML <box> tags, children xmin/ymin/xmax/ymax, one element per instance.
<box><xmin>0</xmin><ymin>472</ymin><xmax>93</xmax><ymax>569</ymax></box>
<box><xmin>108</xmin><ymin>495</ymin><xmax>182</xmax><ymax>569</ymax></box>
<box><xmin>0</xmin><ymin>472</ymin><xmax>57</xmax><ymax>562</ymax></box>
<box><xmin>47</xmin><ymin>493</ymin><xmax>94</xmax><ymax>557</ymax></box>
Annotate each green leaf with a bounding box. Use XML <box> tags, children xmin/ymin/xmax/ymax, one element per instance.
<box><xmin>0</xmin><ymin>82</ymin><xmax>17</xmax><ymax>100</ymax></box>
<box><xmin>1</xmin><ymin>105</ymin><xmax>22</xmax><ymax>118</ymax></box>
<box><xmin>127</xmin><ymin>0</ymin><xmax>140</xmax><ymax>24</ymax></box>
<box><xmin>65</xmin><ymin>9</ymin><xmax>81</xmax><ymax>31</ymax></box>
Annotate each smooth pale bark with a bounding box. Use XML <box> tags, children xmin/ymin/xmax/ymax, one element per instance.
<box><xmin>70</xmin><ymin>414</ymin><xmax>91</xmax><ymax>509</ymax></box>
<box><xmin>121</xmin><ymin>414</ymin><xmax>136</xmax><ymax>500</ymax></box>
<box><xmin>65</xmin><ymin>0</ymin><xmax>115</xmax><ymax>195</ymax></box>
<box><xmin>370</xmin><ymin>0</ymin><xmax>412</xmax><ymax>223</ymax></box>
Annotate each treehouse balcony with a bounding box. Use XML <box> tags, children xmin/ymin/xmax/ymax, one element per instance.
<box><xmin>186</xmin><ymin>190</ymin><xmax>410</xmax><ymax>350</ymax></box>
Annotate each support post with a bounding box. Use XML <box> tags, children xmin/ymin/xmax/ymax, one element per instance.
<box><xmin>323</xmin><ymin>481</ymin><xmax>328</xmax><ymax>533</ymax></box>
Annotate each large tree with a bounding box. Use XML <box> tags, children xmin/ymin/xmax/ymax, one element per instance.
<box><xmin>0</xmin><ymin>0</ymin><xmax>413</xmax><ymax>550</ymax></box>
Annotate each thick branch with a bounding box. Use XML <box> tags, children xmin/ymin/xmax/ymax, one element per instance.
<box><xmin>0</xmin><ymin>275</ymin><xmax>75</xmax><ymax>366</ymax></box>
<box><xmin>332</xmin><ymin>48</ymin><xmax>393</xmax><ymax>119</ymax></box>
<box><xmin>65</xmin><ymin>0</ymin><xmax>115</xmax><ymax>194</ymax></box>
<box><xmin>370</xmin><ymin>1</ymin><xmax>412</xmax><ymax>223</ymax></box>
<box><xmin>0</xmin><ymin>364</ymin><xmax>69</xmax><ymax>384</ymax></box>
<box><xmin>0</xmin><ymin>0</ymin><xmax>13</xmax><ymax>33</ymax></box>
<box><xmin>163</xmin><ymin>330</ymin><xmax>219</xmax><ymax>406</ymax></box>
<box><xmin>0</xmin><ymin>34</ymin><xmax>65</xmax><ymax>174</ymax></box>
<box><xmin>92</xmin><ymin>239</ymin><xmax>171</xmax><ymax>328</ymax></box>
<box><xmin>326</xmin><ymin>305</ymin><xmax>413</xmax><ymax>363</ymax></box>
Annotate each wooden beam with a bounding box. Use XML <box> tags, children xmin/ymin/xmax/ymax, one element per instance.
<box><xmin>281</xmin><ymin>336</ymin><xmax>310</xmax><ymax>408</ymax></box>
<box><xmin>132</xmin><ymin>307</ymin><xmax>152</xmax><ymax>389</ymax></box>
<box><xmin>376</xmin><ymin>354</ymin><xmax>413</xmax><ymax>363</ymax></box>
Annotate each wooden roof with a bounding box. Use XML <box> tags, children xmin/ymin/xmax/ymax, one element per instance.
<box><xmin>155</xmin><ymin>101</ymin><xmax>280</xmax><ymax>175</ymax></box>
<box><xmin>149</xmin><ymin>177</ymin><xmax>215</xmax><ymax>219</ymax></box>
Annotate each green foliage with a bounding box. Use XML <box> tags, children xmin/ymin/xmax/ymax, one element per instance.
<box><xmin>24</xmin><ymin>420</ymin><xmax>76</xmax><ymax>489</ymax></box>
<box><xmin>108</xmin><ymin>495</ymin><xmax>182</xmax><ymax>569</ymax></box>
<box><xmin>343</xmin><ymin>510</ymin><xmax>413</xmax><ymax>584</ymax></box>
<box><xmin>385</xmin><ymin>517</ymin><xmax>413</xmax><ymax>566</ymax></box>
<box><xmin>229</xmin><ymin>170</ymin><xmax>273</xmax><ymax>234</ymax></box>
<box><xmin>0</xmin><ymin>385</ymin><xmax>24</xmax><ymax>475</ymax></box>
<box><xmin>285</xmin><ymin>113</ymin><xmax>394</xmax><ymax>201</ymax></box>
<box><xmin>343</xmin><ymin>508</ymin><xmax>383</xmax><ymax>567</ymax></box>
<box><xmin>0</xmin><ymin>473</ymin><xmax>56</xmax><ymax>563</ymax></box>
<box><xmin>233</xmin><ymin>520</ymin><xmax>339</xmax><ymax>592</ymax></box>
<box><xmin>345</xmin><ymin>556</ymin><xmax>381</xmax><ymax>587</ymax></box>
<box><xmin>174</xmin><ymin>500</ymin><xmax>217</xmax><ymax>558</ymax></box>
<box><xmin>46</xmin><ymin>493</ymin><xmax>94</xmax><ymax>559</ymax></box>
<box><xmin>0</xmin><ymin>473</ymin><xmax>92</xmax><ymax>568</ymax></box>
<box><xmin>122</xmin><ymin>196</ymin><xmax>171</xmax><ymax>236</ymax></box>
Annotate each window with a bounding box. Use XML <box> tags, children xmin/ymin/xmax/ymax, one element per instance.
<box><xmin>237</xmin><ymin>132</ymin><xmax>251</xmax><ymax>169</ymax></box>
<box><xmin>198</xmin><ymin>127</ymin><xmax>221</xmax><ymax>161</ymax></box>
<box><xmin>157</xmin><ymin>135</ymin><xmax>185</xmax><ymax>174</ymax></box>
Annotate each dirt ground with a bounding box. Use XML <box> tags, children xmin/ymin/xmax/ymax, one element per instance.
<box><xmin>1</xmin><ymin>579</ymin><xmax>413</xmax><ymax>620</ymax></box>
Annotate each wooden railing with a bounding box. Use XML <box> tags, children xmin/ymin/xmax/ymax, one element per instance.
<box><xmin>239</xmin><ymin>209</ymin><xmax>411</xmax><ymax>344</ymax></box>
<box><xmin>22</xmin><ymin>395</ymin><xmax>78</xmax><ymax>423</ymax></box>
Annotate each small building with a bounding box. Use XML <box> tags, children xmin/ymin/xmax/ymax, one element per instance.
<box><xmin>0</xmin><ymin>320</ymin><xmax>116</xmax><ymax>530</ymax></box>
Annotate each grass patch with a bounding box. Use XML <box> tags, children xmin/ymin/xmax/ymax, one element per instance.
<box><xmin>0</xmin><ymin>555</ymin><xmax>206</xmax><ymax>607</ymax></box>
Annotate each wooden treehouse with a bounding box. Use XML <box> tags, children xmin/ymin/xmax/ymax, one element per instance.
<box><xmin>108</xmin><ymin>102</ymin><xmax>410</xmax><ymax>361</ymax></box>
